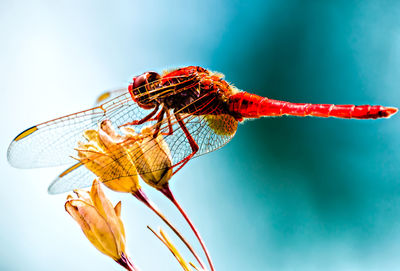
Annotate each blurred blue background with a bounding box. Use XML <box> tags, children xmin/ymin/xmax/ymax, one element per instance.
<box><xmin>1</xmin><ymin>0</ymin><xmax>400</xmax><ymax>270</ymax></box>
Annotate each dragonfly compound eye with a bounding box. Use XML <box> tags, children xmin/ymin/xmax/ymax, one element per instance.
<box><xmin>132</xmin><ymin>74</ymin><xmax>146</xmax><ymax>93</ymax></box>
<box><xmin>145</xmin><ymin>71</ymin><xmax>161</xmax><ymax>84</ymax></box>
<box><xmin>129</xmin><ymin>72</ymin><xmax>161</xmax><ymax>109</ymax></box>
<box><xmin>131</xmin><ymin>72</ymin><xmax>161</xmax><ymax>95</ymax></box>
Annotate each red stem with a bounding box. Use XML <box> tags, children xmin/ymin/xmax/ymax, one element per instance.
<box><xmin>160</xmin><ymin>185</ymin><xmax>215</xmax><ymax>271</ymax></box>
<box><xmin>132</xmin><ymin>189</ymin><xmax>207</xmax><ymax>270</ymax></box>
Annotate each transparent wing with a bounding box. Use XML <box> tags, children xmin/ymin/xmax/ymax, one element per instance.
<box><xmin>94</xmin><ymin>88</ymin><xmax>128</xmax><ymax>106</ymax></box>
<box><xmin>9</xmin><ymin>73</ymin><xmax>239</xmax><ymax>193</ymax></box>
<box><xmin>7</xmin><ymin>89</ymin><xmax>151</xmax><ymax>168</ymax></box>
<box><xmin>48</xmin><ymin>111</ymin><xmax>238</xmax><ymax>194</ymax></box>
<box><xmin>8</xmin><ymin>73</ymin><xmax>208</xmax><ymax>169</ymax></box>
<box><xmin>164</xmin><ymin>113</ymin><xmax>238</xmax><ymax>162</ymax></box>
<box><xmin>48</xmin><ymin>162</ymin><xmax>96</xmax><ymax>194</ymax></box>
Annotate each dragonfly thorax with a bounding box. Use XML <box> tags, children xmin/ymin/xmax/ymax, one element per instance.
<box><xmin>159</xmin><ymin>67</ymin><xmax>236</xmax><ymax>116</ymax></box>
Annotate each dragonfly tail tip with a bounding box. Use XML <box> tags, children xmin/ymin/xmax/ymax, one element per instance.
<box><xmin>385</xmin><ymin>107</ymin><xmax>398</xmax><ymax>117</ymax></box>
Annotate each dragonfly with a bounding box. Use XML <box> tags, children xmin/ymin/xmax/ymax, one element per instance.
<box><xmin>7</xmin><ymin>66</ymin><xmax>398</xmax><ymax>194</ymax></box>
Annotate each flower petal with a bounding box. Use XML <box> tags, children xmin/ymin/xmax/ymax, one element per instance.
<box><xmin>113</xmin><ymin>201</ymin><xmax>126</xmax><ymax>239</ymax></box>
<box><xmin>133</xmin><ymin>129</ymin><xmax>173</xmax><ymax>189</ymax></box>
<box><xmin>90</xmin><ymin>180</ymin><xmax>126</xmax><ymax>254</ymax></box>
<box><xmin>73</xmin><ymin>189</ymin><xmax>92</xmax><ymax>203</ymax></box>
<box><xmin>65</xmin><ymin>199</ymin><xmax>119</xmax><ymax>259</ymax></box>
<box><xmin>114</xmin><ymin>201</ymin><xmax>121</xmax><ymax>217</ymax></box>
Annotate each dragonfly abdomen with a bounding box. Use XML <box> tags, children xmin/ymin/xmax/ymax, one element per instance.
<box><xmin>229</xmin><ymin>91</ymin><xmax>398</xmax><ymax>120</ymax></box>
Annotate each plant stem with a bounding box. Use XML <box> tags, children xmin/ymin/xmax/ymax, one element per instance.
<box><xmin>117</xmin><ymin>252</ymin><xmax>140</xmax><ymax>271</ymax></box>
<box><xmin>132</xmin><ymin>189</ymin><xmax>207</xmax><ymax>271</ymax></box>
<box><xmin>160</xmin><ymin>185</ymin><xmax>215</xmax><ymax>271</ymax></box>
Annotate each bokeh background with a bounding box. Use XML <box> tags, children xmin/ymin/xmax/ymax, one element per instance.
<box><xmin>1</xmin><ymin>0</ymin><xmax>400</xmax><ymax>270</ymax></box>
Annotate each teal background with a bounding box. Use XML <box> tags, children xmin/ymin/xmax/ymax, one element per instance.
<box><xmin>1</xmin><ymin>0</ymin><xmax>400</xmax><ymax>270</ymax></box>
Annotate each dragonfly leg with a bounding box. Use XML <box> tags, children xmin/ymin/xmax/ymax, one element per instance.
<box><xmin>119</xmin><ymin>104</ymin><xmax>160</xmax><ymax>127</ymax></box>
<box><xmin>171</xmin><ymin>112</ymin><xmax>199</xmax><ymax>174</ymax></box>
<box><xmin>152</xmin><ymin>107</ymin><xmax>166</xmax><ymax>138</ymax></box>
<box><xmin>161</xmin><ymin>109</ymin><xmax>174</xmax><ymax>136</ymax></box>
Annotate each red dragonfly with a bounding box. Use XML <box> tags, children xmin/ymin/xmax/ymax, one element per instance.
<box><xmin>7</xmin><ymin>66</ymin><xmax>398</xmax><ymax>194</ymax></box>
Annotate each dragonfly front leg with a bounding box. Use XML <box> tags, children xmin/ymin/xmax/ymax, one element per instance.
<box><xmin>120</xmin><ymin>104</ymin><xmax>160</xmax><ymax>127</ymax></box>
<box><xmin>172</xmin><ymin>112</ymin><xmax>199</xmax><ymax>175</ymax></box>
<box><xmin>152</xmin><ymin>105</ymin><xmax>174</xmax><ymax>137</ymax></box>
<box><xmin>152</xmin><ymin>107</ymin><xmax>166</xmax><ymax>138</ymax></box>
<box><xmin>161</xmin><ymin>109</ymin><xmax>174</xmax><ymax>136</ymax></box>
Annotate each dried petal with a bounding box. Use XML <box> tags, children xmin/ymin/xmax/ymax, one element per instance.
<box><xmin>133</xmin><ymin>128</ymin><xmax>173</xmax><ymax>190</ymax></box>
<box><xmin>65</xmin><ymin>180</ymin><xmax>128</xmax><ymax>262</ymax></box>
<box><xmin>77</xmin><ymin>120</ymin><xmax>174</xmax><ymax>193</ymax></box>
<box><xmin>65</xmin><ymin>199</ymin><xmax>119</xmax><ymax>259</ymax></box>
<box><xmin>90</xmin><ymin>180</ymin><xmax>126</xmax><ymax>254</ymax></box>
<box><xmin>76</xmin><ymin>122</ymin><xmax>141</xmax><ymax>193</ymax></box>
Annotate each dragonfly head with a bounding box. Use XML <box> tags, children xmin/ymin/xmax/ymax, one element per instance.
<box><xmin>129</xmin><ymin>72</ymin><xmax>161</xmax><ymax>109</ymax></box>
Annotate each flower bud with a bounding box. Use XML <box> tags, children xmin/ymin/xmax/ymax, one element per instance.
<box><xmin>121</xmin><ymin>126</ymin><xmax>173</xmax><ymax>190</ymax></box>
<box><xmin>65</xmin><ymin>180</ymin><xmax>127</xmax><ymax>261</ymax></box>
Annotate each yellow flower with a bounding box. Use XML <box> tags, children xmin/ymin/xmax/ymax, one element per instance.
<box><xmin>75</xmin><ymin>121</ymin><xmax>208</xmax><ymax>270</ymax></box>
<box><xmin>121</xmin><ymin>125</ymin><xmax>173</xmax><ymax>190</ymax></box>
<box><xmin>65</xmin><ymin>180</ymin><xmax>136</xmax><ymax>270</ymax></box>
<box><xmin>76</xmin><ymin>120</ymin><xmax>172</xmax><ymax>192</ymax></box>
<box><xmin>75</xmin><ymin>120</ymin><xmax>141</xmax><ymax>193</ymax></box>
